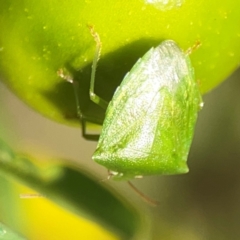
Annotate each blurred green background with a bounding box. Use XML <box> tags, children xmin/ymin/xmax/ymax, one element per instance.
<box><xmin>1</xmin><ymin>66</ymin><xmax>240</xmax><ymax>239</ymax></box>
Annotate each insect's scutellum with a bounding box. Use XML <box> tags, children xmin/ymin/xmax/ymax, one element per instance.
<box><xmin>58</xmin><ymin>27</ymin><xmax>202</xmax><ymax>205</ymax></box>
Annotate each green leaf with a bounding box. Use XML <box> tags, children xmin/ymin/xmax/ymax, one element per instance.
<box><xmin>0</xmin><ymin>222</ymin><xmax>26</xmax><ymax>240</ymax></box>
<box><xmin>0</xmin><ymin>139</ymin><xmax>142</xmax><ymax>239</ymax></box>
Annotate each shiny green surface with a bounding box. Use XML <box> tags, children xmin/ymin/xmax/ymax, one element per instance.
<box><xmin>0</xmin><ymin>0</ymin><xmax>239</xmax><ymax>125</ymax></box>
<box><xmin>93</xmin><ymin>41</ymin><xmax>202</xmax><ymax>179</ymax></box>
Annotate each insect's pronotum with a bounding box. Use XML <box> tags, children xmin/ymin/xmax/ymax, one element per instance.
<box><xmin>58</xmin><ymin>27</ymin><xmax>202</xmax><ymax>205</ymax></box>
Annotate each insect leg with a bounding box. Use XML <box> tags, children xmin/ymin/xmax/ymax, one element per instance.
<box><xmin>127</xmin><ymin>181</ymin><xmax>159</xmax><ymax>206</ymax></box>
<box><xmin>89</xmin><ymin>26</ymin><xmax>108</xmax><ymax>110</ymax></box>
<box><xmin>58</xmin><ymin>69</ymin><xmax>100</xmax><ymax>141</ymax></box>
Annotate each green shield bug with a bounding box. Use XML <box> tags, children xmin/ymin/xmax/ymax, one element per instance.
<box><xmin>59</xmin><ymin>27</ymin><xmax>202</xmax><ymax>200</ymax></box>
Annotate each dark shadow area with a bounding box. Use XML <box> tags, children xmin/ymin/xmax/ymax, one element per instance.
<box><xmin>42</xmin><ymin>38</ymin><xmax>163</xmax><ymax>125</ymax></box>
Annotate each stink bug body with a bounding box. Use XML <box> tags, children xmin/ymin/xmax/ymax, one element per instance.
<box><xmin>93</xmin><ymin>40</ymin><xmax>202</xmax><ymax>180</ymax></box>
<box><xmin>59</xmin><ymin>28</ymin><xmax>202</xmax><ymax>181</ymax></box>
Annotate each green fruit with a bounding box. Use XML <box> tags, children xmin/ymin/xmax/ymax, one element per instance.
<box><xmin>0</xmin><ymin>1</ymin><xmax>240</xmax><ymax>125</ymax></box>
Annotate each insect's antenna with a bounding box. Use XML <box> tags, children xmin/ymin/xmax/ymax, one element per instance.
<box><xmin>127</xmin><ymin>181</ymin><xmax>159</xmax><ymax>207</ymax></box>
<box><xmin>89</xmin><ymin>25</ymin><xmax>102</xmax><ymax>94</ymax></box>
<box><xmin>57</xmin><ymin>69</ymin><xmax>82</xmax><ymax>120</ymax></box>
<box><xmin>88</xmin><ymin>25</ymin><xmax>108</xmax><ymax>109</ymax></box>
<box><xmin>185</xmin><ymin>40</ymin><xmax>201</xmax><ymax>56</ymax></box>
